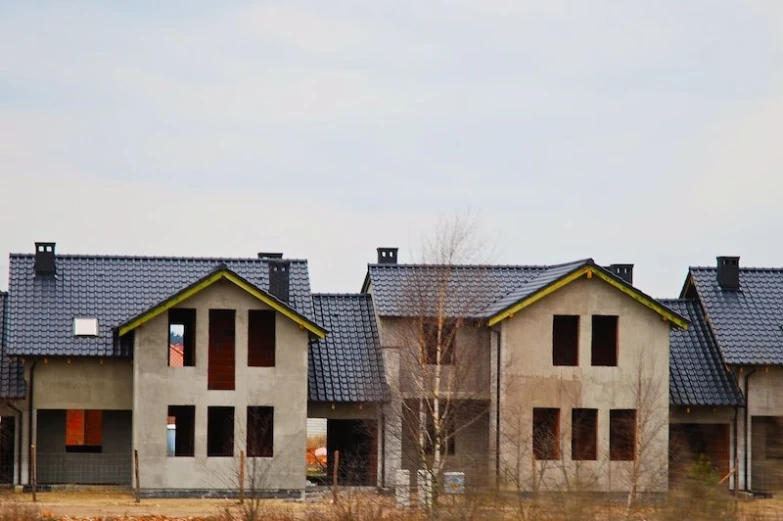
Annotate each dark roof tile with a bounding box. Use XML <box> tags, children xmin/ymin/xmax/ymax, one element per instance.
<box><xmin>8</xmin><ymin>254</ymin><xmax>315</xmax><ymax>357</ymax></box>
<box><xmin>309</xmin><ymin>294</ymin><xmax>389</xmax><ymax>403</ymax></box>
<box><xmin>661</xmin><ymin>298</ymin><xmax>743</xmax><ymax>406</ymax></box>
<box><xmin>688</xmin><ymin>267</ymin><xmax>783</xmax><ymax>365</ymax></box>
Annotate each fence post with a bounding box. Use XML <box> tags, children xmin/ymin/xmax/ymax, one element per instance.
<box><xmin>332</xmin><ymin>450</ymin><xmax>340</xmax><ymax>504</ymax></box>
<box><xmin>31</xmin><ymin>444</ymin><xmax>36</xmax><ymax>503</ymax></box>
<box><xmin>134</xmin><ymin>449</ymin><xmax>140</xmax><ymax>504</ymax></box>
<box><xmin>239</xmin><ymin>450</ymin><xmax>245</xmax><ymax>505</ymax></box>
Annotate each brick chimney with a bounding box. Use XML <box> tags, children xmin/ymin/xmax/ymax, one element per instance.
<box><xmin>377</xmin><ymin>247</ymin><xmax>398</xmax><ymax>265</ymax></box>
<box><xmin>717</xmin><ymin>256</ymin><xmax>740</xmax><ymax>290</ymax></box>
<box><xmin>34</xmin><ymin>242</ymin><xmax>56</xmax><ymax>276</ymax></box>
<box><xmin>608</xmin><ymin>264</ymin><xmax>634</xmax><ymax>285</ymax></box>
<box><xmin>268</xmin><ymin>260</ymin><xmax>290</xmax><ymax>303</ymax></box>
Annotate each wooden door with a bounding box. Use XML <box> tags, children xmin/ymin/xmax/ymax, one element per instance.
<box><xmin>208</xmin><ymin>309</ymin><xmax>236</xmax><ymax>390</ymax></box>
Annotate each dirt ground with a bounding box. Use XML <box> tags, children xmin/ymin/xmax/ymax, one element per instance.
<box><xmin>0</xmin><ymin>488</ymin><xmax>310</xmax><ymax>519</ymax></box>
<box><xmin>4</xmin><ymin>488</ymin><xmax>783</xmax><ymax>520</ymax></box>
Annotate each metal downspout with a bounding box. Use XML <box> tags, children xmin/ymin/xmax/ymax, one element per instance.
<box><xmin>491</xmin><ymin>328</ymin><xmax>501</xmax><ymax>488</ymax></box>
<box><xmin>27</xmin><ymin>360</ymin><xmax>38</xmax><ymax>485</ymax></box>
<box><xmin>744</xmin><ymin>368</ymin><xmax>757</xmax><ymax>492</ymax></box>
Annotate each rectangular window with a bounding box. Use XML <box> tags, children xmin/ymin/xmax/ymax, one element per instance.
<box><xmin>169</xmin><ymin>308</ymin><xmax>196</xmax><ymax>367</ymax></box>
<box><xmin>422</xmin><ymin>320</ymin><xmax>456</xmax><ymax>365</ymax></box>
<box><xmin>591</xmin><ymin>315</ymin><xmax>618</xmax><ymax>366</ymax></box>
<box><xmin>247</xmin><ymin>406</ymin><xmax>274</xmax><ymax>457</ymax></box>
<box><xmin>532</xmin><ymin>408</ymin><xmax>560</xmax><ymax>460</ymax></box>
<box><xmin>65</xmin><ymin>409</ymin><xmax>102</xmax><ymax>453</ymax></box>
<box><xmin>167</xmin><ymin>405</ymin><xmax>195</xmax><ymax>457</ymax></box>
<box><xmin>571</xmin><ymin>408</ymin><xmax>598</xmax><ymax>461</ymax></box>
<box><xmin>248</xmin><ymin>310</ymin><xmax>275</xmax><ymax>367</ymax></box>
<box><xmin>208</xmin><ymin>309</ymin><xmax>236</xmax><ymax>390</ymax></box>
<box><xmin>610</xmin><ymin>409</ymin><xmax>636</xmax><ymax>461</ymax></box>
<box><xmin>425</xmin><ymin>408</ymin><xmax>455</xmax><ymax>455</ymax></box>
<box><xmin>207</xmin><ymin>406</ymin><xmax>235</xmax><ymax>457</ymax></box>
<box><xmin>552</xmin><ymin>315</ymin><xmax>579</xmax><ymax>366</ymax></box>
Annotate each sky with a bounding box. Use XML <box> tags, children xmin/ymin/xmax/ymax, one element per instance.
<box><xmin>1</xmin><ymin>1</ymin><xmax>782</xmax><ymax>297</ymax></box>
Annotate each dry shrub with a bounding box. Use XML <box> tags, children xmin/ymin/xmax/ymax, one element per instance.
<box><xmin>215</xmin><ymin>503</ymin><xmax>296</xmax><ymax>521</ymax></box>
<box><xmin>0</xmin><ymin>502</ymin><xmax>41</xmax><ymax>521</ymax></box>
<box><xmin>655</xmin><ymin>457</ymin><xmax>738</xmax><ymax>521</ymax></box>
<box><xmin>306</xmin><ymin>492</ymin><xmax>423</xmax><ymax>521</ymax></box>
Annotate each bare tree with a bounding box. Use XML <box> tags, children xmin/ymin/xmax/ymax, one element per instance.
<box><xmin>386</xmin><ymin>212</ymin><xmax>495</xmax><ymax>514</ymax></box>
<box><xmin>622</xmin><ymin>346</ymin><xmax>669</xmax><ymax>519</ymax></box>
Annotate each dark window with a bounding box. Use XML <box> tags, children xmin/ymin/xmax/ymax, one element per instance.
<box><xmin>533</xmin><ymin>408</ymin><xmax>560</xmax><ymax>460</ymax></box>
<box><xmin>247</xmin><ymin>406</ymin><xmax>274</xmax><ymax>457</ymax></box>
<box><xmin>207</xmin><ymin>406</ymin><xmax>235</xmax><ymax>457</ymax></box>
<box><xmin>169</xmin><ymin>308</ymin><xmax>196</xmax><ymax>367</ymax></box>
<box><xmin>422</xmin><ymin>320</ymin><xmax>456</xmax><ymax>365</ymax></box>
<box><xmin>167</xmin><ymin>405</ymin><xmax>195</xmax><ymax>457</ymax></box>
<box><xmin>610</xmin><ymin>409</ymin><xmax>636</xmax><ymax>461</ymax></box>
<box><xmin>425</xmin><ymin>408</ymin><xmax>455</xmax><ymax>455</ymax></box>
<box><xmin>208</xmin><ymin>309</ymin><xmax>236</xmax><ymax>390</ymax></box>
<box><xmin>552</xmin><ymin>315</ymin><xmax>579</xmax><ymax>366</ymax></box>
<box><xmin>571</xmin><ymin>408</ymin><xmax>598</xmax><ymax>461</ymax></box>
<box><xmin>65</xmin><ymin>409</ymin><xmax>102</xmax><ymax>453</ymax></box>
<box><xmin>248</xmin><ymin>310</ymin><xmax>275</xmax><ymax>367</ymax></box>
<box><xmin>591</xmin><ymin>315</ymin><xmax>618</xmax><ymax>366</ymax></box>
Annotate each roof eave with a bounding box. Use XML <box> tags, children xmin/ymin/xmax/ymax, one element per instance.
<box><xmin>117</xmin><ymin>268</ymin><xmax>327</xmax><ymax>339</ymax></box>
<box><xmin>486</xmin><ymin>264</ymin><xmax>689</xmax><ymax>329</ymax></box>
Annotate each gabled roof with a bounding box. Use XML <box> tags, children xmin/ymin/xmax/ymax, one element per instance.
<box><xmin>684</xmin><ymin>267</ymin><xmax>783</xmax><ymax>365</ymax></box>
<box><xmin>365</xmin><ymin>259</ymin><xmax>687</xmax><ymax>328</ymax></box>
<box><xmin>309</xmin><ymin>294</ymin><xmax>390</xmax><ymax>403</ymax></box>
<box><xmin>0</xmin><ymin>291</ymin><xmax>25</xmax><ymax>399</ymax></box>
<box><xmin>660</xmin><ymin>298</ymin><xmax>743</xmax><ymax>407</ymax></box>
<box><xmin>8</xmin><ymin>253</ymin><xmax>318</xmax><ymax>357</ymax></box>
<box><xmin>118</xmin><ymin>266</ymin><xmax>325</xmax><ymax>338</ymax></box>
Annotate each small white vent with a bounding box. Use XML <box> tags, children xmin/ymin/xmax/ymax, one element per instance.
<box><xmin>73</xmin><ymin>317</ymin><xmax>99</xmax><ymax>336</ymax></box>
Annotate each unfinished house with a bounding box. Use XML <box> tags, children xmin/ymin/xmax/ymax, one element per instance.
<box><xmin>308</xmin><ymin>294</ymin><xmax>390</xmax><ymax>486</ymax></box>
<box><xmin>1</xmin><ymin>243</ymin><xmax>332</xmax><ymax>495</ymax></box>
<box><xmin>363</xmin><ymin>250</ymin><xmax>688</xmax><ymax>493</ymax></box>
<box><xmin>680</xmin><ymin>256</ymin><xmax>783</xmax><ymax>493</ymax></box>
<box><xmin>661</xmin><ymin>298</ymin><xmax>743</xmax><ymax>488</ymax></box>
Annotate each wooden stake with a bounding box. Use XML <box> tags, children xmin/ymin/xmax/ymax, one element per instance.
<box><xmin>31</xmin><ymin>445</ymin><xmax>37</xmax><ymax>503</ymax></box>
<box><xmin>239</xmin><ymin>450</ymin><xmax>245</xmax><ymax>505</ymax></box>
<box><xmin>332</xmin><ymin>450</ymin><xmax>340</xmax><ymax>504</ymax></box>
<box><xmin>134</xmin><ymin>449</ymin><xmax>140</xmax><ymax>504</ymax></box>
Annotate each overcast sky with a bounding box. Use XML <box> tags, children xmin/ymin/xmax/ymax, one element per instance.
<box><xmin>1</xmin><ymin>2</ymin><xmax>782</xmax><ymax>297</ymax></box>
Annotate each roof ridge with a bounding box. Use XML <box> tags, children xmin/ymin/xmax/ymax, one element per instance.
<box><xmin>313</xmin><ymin>293</ymin><xmax>370</xmax><ymax>298</ymax></box>
<box><xmin>10</xmin><ymin>253</ymin><xmax>308</xmax><ymax>262</ymax></box>
<box><xmin>368</xmin><ymin>259</ymin><xmax>590</xmax><ymax>270</ymax></box>
<box><xmin>691</xmin><ymin>265</ymin><xmax>783</xmax><ymax>272</ymax></box>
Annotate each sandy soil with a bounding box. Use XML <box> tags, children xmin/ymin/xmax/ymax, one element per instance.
<box><xmin>0</xmin><ymin>488</ymin><xmax>310</xmax><ymax>519</ymax></box>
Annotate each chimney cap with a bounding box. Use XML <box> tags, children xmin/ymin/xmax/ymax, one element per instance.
<box><xmin>716</xmin><ymin>256</ymin><xmax>741</xmax><ymax>290</ymax></box>
<box><xmin>258</xmin><ymin>252</ymin><xmax>284</xmax><ymax>259</ymax></box>
<box><xmin>34</xmin><ymin>241</ymin><xmax>57</xmax><ymax>276</ymax></box>
<box><xmin>607</xmin><ymin>264</ymin><xmax>634</xmax><ymax>285</ymax></box>
<box><xmin>377</xmin><ymin>247</ymin><xmax>399</xmax><ymax>265</ymax></box>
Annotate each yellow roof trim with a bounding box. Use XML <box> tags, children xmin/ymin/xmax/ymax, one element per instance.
<box><xmin>118</xmin><ymin>270</ymin><xmax>326</xmax><ymax>338</ymax></box>
<box><xmin>590</xmin><ymin>270</ymin><xmax>688</xmax><ymax>329</ymax></box>
<box><xmin>487</xmin><ymin>265</ymin><xmax>688</xmax><ymax>329</ymax></box>
<box><xmin>487</xmin><ymin>267</ymin><xmax>589</xmax><ymax>326</ymax></box>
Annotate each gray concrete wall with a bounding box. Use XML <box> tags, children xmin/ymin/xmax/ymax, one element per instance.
<box><xmin>133</xmin><ymin>279</ymin><xmax>309</xmax><ymax>491</ymax></box>
<box><xmin>36</xmin><ymin>409</ymin><xmax>132</xmax><ymax>484</ymax></box>
<box><xmin>399</xmin><ymin>409</ymin><xmax>490</xmax><ymax>488</ymax></box>
<box><xmin>498</xmin><ymin>276</ymin><xmax>671</xmax><ymax>493</ymax></box>
<box><xmin>743</xmin><ymin>367</ymin><xmax>783</xmax><ymax>491</ymax></box>
<box><xmin>380</xmin><ymin>318</ymin><xmax>491</xmax><ymax>398</ymax></box>
<box><xmin>16</xmin><ymin>358</ymin><xmax>133</xmax><ymax>486</ymax></box>
<box><xmin>34</xmin><ymin>358</ymin><xmax>133</xmax><ymax>410</ymax></box>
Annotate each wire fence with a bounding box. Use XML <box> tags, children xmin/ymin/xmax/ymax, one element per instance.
<box><xmin>35</xmin><ymin>452</ymin><xmax>132</xmax><ymax>485</ymax></box>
